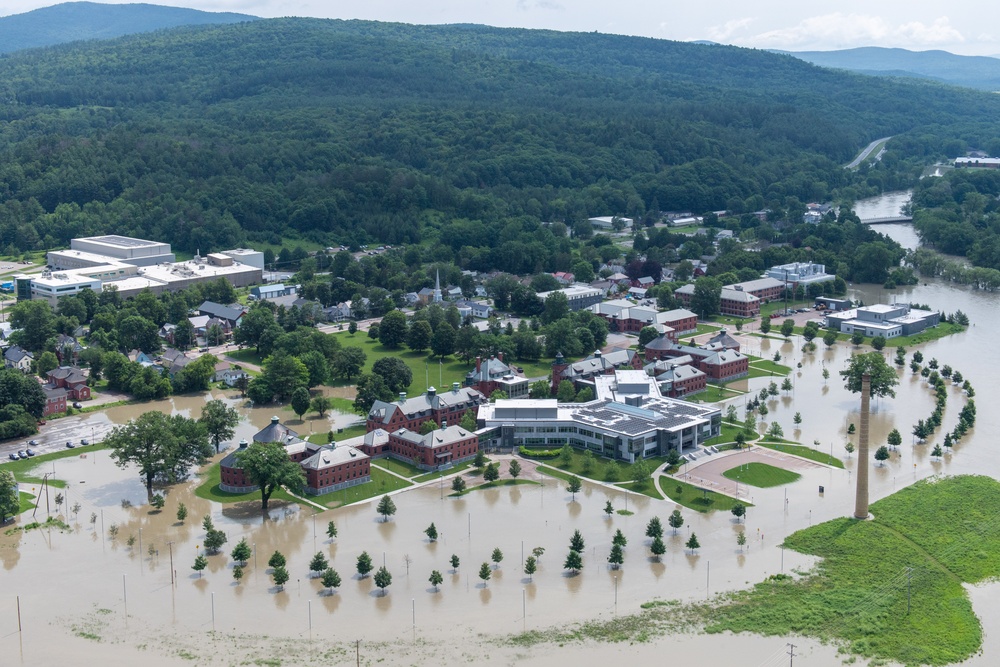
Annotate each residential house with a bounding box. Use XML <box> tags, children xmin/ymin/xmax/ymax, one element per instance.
<box><xmin>323</xmin><ymin>303</ymin><xmax>352</xmax><ymax>322</ymax></box>
<box><xmin>4</xmin><ymin>345</ymin><xmax>33</xmax><ymax>373</ymax></box>
<box><xmin>212</xmin><ymin>361</ymin><xmax>248</xmax><ymax>387</ymax></box>
<box><xmin>45</xmin><ymin>366</ymin><xmax>91</xmax><ymax>401</ymax></box>
<box><xmin>197</xmin><ymin>301</ymin><xmax>246</xmax><ymax>328</ymax></box>
<box><xmin>552</xmin><ymin>272</ymin><xmax>575</xmax><ymax>285</ymax></box>
<box><xmin>127</xmin><ymin>349</ymin><xmax>156</xmax><ymax>366</ymax></box>
<box><xmin>42</xmin><ymin>385</ymin><xmax>68</xmax><ymax>417</ymax></box>
<box><xmin>54</xmin><ymin>334</ymin><xmax>85</xmax><ymax>365</ymax></box>
<box><xmin>465</xmin><ymin>355</ymin><xmax>529</xmax><ymax>399</ymax></box>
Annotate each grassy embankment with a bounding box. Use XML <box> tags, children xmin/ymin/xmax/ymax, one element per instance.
<box><xmin>721</xmin><ymin>462</ymin><xmax>800</xmax><ymax>488</ymax></box>
<box><xmin>754</xmin><ymin>438</ymin><xmax>844</xmax><ymax>468</ymax></box>
<box><xmin>508</xmin><ymin>475</ymin><xmax>994</xmax><ymax>667</ymax></box>
<box><xmin>657</xmin><ymin>476</ymin><xmax>748</xmax><ymax>512</ymax></box>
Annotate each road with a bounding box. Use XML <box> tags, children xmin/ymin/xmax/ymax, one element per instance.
<box><xmin>845</xmin><ymin>136</ymin><xmax>892</xmax><ymax>169</ymax></box>
<box><xmin>0</xmin><ymin>412</ymin><xmax>116</xmax><ymax>463</ymax></box>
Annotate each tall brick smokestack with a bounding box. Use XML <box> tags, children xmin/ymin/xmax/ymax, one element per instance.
<box><xmin>854</xmin><ymin>373</ymin><xmax>871</xmax><ymax>520</ymax></box>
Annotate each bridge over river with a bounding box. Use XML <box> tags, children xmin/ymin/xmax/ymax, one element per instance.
<box><xmin>861</xmin><ymin>215</ymin><xmax>913</xmax><ymax>225</ymax></box>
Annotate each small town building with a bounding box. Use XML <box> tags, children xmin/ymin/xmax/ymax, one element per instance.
<box><xmin>366</xmin><ymin>384</ymin><xmax>486</xmax><ymax>433</ymax></box>
<box><xmin>825</xmin><ymin>303</ymin><xmax>940</xmax><ymax>338</ymax></box>
<box><xmin>465</xmin><ymin>355</ymin><xmax>529</xmax><ymax>399</ymax></box>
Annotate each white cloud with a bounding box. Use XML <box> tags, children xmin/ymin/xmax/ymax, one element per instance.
<box><xmin>517</xmin><ymin>0</ymin><xmax>564</xmax><ymax>11</ymax></box>
<box><xmin>723</xmin><ymin>13</ymin><xmax>965</xmax><ymax>50</ymax></box>
<box><xmin>705</xmin><ymin>18</ymin><xmax>755</xmax><ymax>43</ymax></box>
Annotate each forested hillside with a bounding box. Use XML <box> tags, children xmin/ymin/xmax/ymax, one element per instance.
<box><xmin>0</xmin><ymin>2</ymin><xmax>256</xmax><ymax>54</ymax></box>
<box><xmin>0</xmin><ymin>18</ymin><xmax>998</xmax><ymax>266</ymax></box>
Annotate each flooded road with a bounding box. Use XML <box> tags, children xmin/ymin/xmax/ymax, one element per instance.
<box><xmin>3</xmin><ymin>258</ymin><xmax>1000</xmax><ymax>665</ymax></box>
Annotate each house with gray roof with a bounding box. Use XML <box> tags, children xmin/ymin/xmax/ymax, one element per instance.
<box><xmin>197</xmin><ymin>301</ymin><xmax>246</xmax><ymax>327</ymax></box>
<box><xmin>3</xmin><ymin>345</ymin><xmax>33</xmax><ymax>373</ymax></box>
<box><xmin>366</xmin><ymin>384</ymin><xmax>486</xmax><ymax>434</ymax></box>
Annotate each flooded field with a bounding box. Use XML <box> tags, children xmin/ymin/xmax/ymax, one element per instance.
<box><xmin>3</xmin><ymin>262</ymin><xmax>1000</xmax><ymax>665</ymax></box>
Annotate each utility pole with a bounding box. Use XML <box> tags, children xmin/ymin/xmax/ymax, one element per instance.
<box><xmin>787</xmin><ymin>643</ymin><xmax>796</xmax><ymax>667</ymax></box>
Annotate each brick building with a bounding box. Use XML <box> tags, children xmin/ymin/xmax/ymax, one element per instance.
<box><xmin>550</xmin><ymin>348</ymin><xmax>643</xmax><ymax>393</ymax></box>
<box><xmin>366</xmin><ymin>384</ymin><xmax>486</xmax><ymax>433</ymax></box>
<box><xmin>464</xmin><ymin>354</ymin><xmax>529</xmax><ymax>399</ymax></box>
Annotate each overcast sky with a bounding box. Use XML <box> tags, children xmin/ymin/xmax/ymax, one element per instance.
<box><xmin>5</xmin><ymin>1</ymin><xmax>999</xmax><ymax>56</ymax></box>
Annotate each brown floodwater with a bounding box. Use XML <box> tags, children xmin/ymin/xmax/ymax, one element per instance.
<box><xmin>2</xmin><ymin>265</ymin><xmax>999</xmax><ymax>666</ymax></box>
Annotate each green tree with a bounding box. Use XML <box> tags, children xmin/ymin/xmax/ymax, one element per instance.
<box><xmin>105</xmin><ymin>411</ymin><xmax>212</xmax><ymax>498</ymax></box>
<box><xmin>650</xmin><ymin>536</ymin><xmax>666</xmax><ymax>561</ymax></box>
<box><xmin>604</xmin><ymin>460</ymin><xmax>621</xmax><ymax>482</ymax></box>
<box><xmin>290</xmin><ymin>386</ymin><xmax>311</xmax><ymax>419</ymax></box>
<box><xmin>569</xmin><ymin>529</ymin><xmax>585</xmax><ymax>552</ymax></box>
<box><xmin>604</xmin><ymin>499</ymin><xmax>614</xmax><ymax>517</ymax></box>
<box><xmin>176</xmin><ymin>502</ymin><xmax>188</xmax><ymax>523</ymax></box>
<box><xmin>371</xmin><ymin>357</ymin><xmax>413</xmax><ymax>394</ymax></box>
<box><xmin>793</xmin><ymin>412</ymin><xmax>802</xmax><ymax>426</ymax></box>
<box><xmin>332</xmin><ymin>347</ymin><xmax>367</xmax><ymax>381</ymax></box>
<box><xmin>508</xmin><ymin>459</ymin><xmax>521</xmax><ymax>478</ymax></box>
<box><xmin>425</xmin><ymin>522</ymin><xmax>438</xmax><ymax>542</ymax></box>
<box><xmin>407</xmin><ymin>320</ymin><xmax>433</xmax><ymax>352</ymax></box>
<box><xmin>646</xmin><ymin>516</ymin><xmax>664</xmax><ymax>539</ymax></box>
<box><xmin>450</xmin><ymin>554</ymin><xmax>460</xmax><ymax>571</ymax></box>
<box><xmin>630</xmin><ymin>459</ymin><xmax>652</xmax><ymax>486</ymax></box>
<box><xmin>233</xmin><ymin>565</ymin><xmax>244</xmax><ymax>584</ymax></box>
<box><xmin>419</xmin><ymin>420</ymin><xmax>439</xmax><ymax>435</ymax></box>
<box><xmin>613</xmin><ymin>528</ymin><xmax>627</xmax><ymax>548</ymax></box>
<box><xmin>668</xmin><ymin>509</ymin><xmax>684</xmax><ymax>535</ymax></box>
<box><xmin>845</xmin><ymin>442</ymin><xmax>855</xmax><ymax>456</ymax></box>
<box><xmin>638</xmin><ymin>326</ymin><xmax>659</xmax><ymax>349</ymax></box>
<box><xmin>473</xmin><ymin>449</ymin><xmax>486</xmax><ymax>469</ymax></box>
<box><xmin>326</xmin><ymin>521</ymin><xmax>338</xmax><ymax>540</ymax></box>
<box><xmin>491</xmin><ymin>547</ymin><xmax>504</xmax><ymax>569</ymax></box>
<box><xmin>260</xmin><ymin>351</ymin><xmax>309</xmax><ymax>401</ymax></box>
<box><xmin>236</xmin><ymin>441</ymin><xmax>306</xmax><ymax>513</ymax></box>
<box><xmin>731</xmin><ymin>502</ymin><xmax>746</xmax><ymax>523</ymax></box>
<box><xmin>9</xmin><ymin>300</ymin><xmax>55</xmax><ymax>353</ymax></box>
<box><xmin>460</xmin><ymin>409</ymin><xmax>478</xmax><ymax>432</ymax></box>
<box><xmin>872</xmin><ymin>335</ymin><xmax>886</xmax><ymax>351</ymax></box>
<box><xmin>149</xmin><ymin>493</ymin><xmax>165</xmax><ymax>510</ymax></box>
<box><xmin>840</xmin><ymin>351</ymin><xmax>900</xmax><ymax>398</ymax></box>
<box><xmin>851</xmin><ymin>332</ymin><xmax>865</xmax><ymax>347</ymax></box>
<box><xmin>353</xmin><ymin>373</ymin><xmax>393</xmax><ymax>414</ymax></box>
<box><xmin>737</xmin><ymin>531</ymin><xmax>747</xmax><ymax>552</ymax></box>
<box><xmin>780</xmin><ymin>319</ymin><xmax>795</xmax><ymax>337</ymax></box>
<box><xmin>310</xmin><ymin>396</ymin><xmax>332</xmax><ymax>418</ymax></box>
<box><xmin>192</xmin><ymin>554</ymin><xmax>208</xmax><ymax>577</ymax></box>
<box><xmin>823</xmin><ymin>330</ymin><xmax>837</xmax><ymax>347</ymax></box>
<box><xmin>321</xmin><ymin>568</ymin><xmax>342</xmax><ymax>593</ymax></box>
<box><xmin>932</xmin><ymin>443</ymin><xmax>944</xmax><ymax>458</ymax></box>
<box><xmin>379</xmin><ymin>310</ymin><xmax>408</xmax><ymax>348</ymax></box>
<box><xmin>272</xmin><ymin>565</ymin><xmax>290</xmax><ymax>591</ymax></box>
<box><xmin>451</xmin><ymin>476</ymin><xmax>467</xmax><ymax>495</ymax></box>
<box><xmin>204</xmin><ymin>528</ymin><xmax>228</xmax><ymax>554</ymax></box>
<box><xmin>356</xmin><ymin>551</ymin><xmax>374</xmax><ymax>578</ymax></box>
<box><xmin>377</xmin><ymin>494</ymin><xmax>397</xmax><ymax>522</ymax></box>
<box><xmin>231</xmin><ymin>538</ymin><xmax>252</xmax><ymax>566</ymax></box>
<box><xmin>686</xmin><ymin>532</ymin><xmax>701</xmax><ymax>553</ymax></box>
<box><xmin>0</xmin><ymin>469</ymin><xmax>18</xmax><ymax>525</ymax></box>
<box><xmin>199</xmin><ymin>399</ymin><xmax>240</xmax><ymax>453</ymax></box>
<box><xmin>563</xmin><ymin>549</ymin><xmax>583</xmax><ymax>574</ymax></box>
<box><xmin>36</xmin><ymin>351</ymin><xmax>59</xmax><ymax>377</ymax></box>
<box><xmin>760</xmin><ymin>318</ymin><xmax>771</xmax><ymax>335</ymax></box>
<box><xmin>524</xmin><ymin>555</ymin><xmax>537</xmax><ymax>581</ymax></box>
<box><xmin>690</xmin><ymin>276</ymin><xmax>722</xmax><ymax>317</ymax></box>
<box><xmin>309</xmin><ymin>551</ymin><xmax>329</xmax><ymax>576</ymax></box>
<box><xmin>556</xmin><ymin>380</ymin><xmax>577</xmax><ymax>403</ymax></box>
<box><xmin>559</xmin><ymin>443</ymin><xmax>573</xmax><ymax>465</ymax></box>
<box><xmin>478</xmin><ymin>561</ymin><xmax>492</xmax><ymax>586</ymax></box>
<box><xmin>566</xmin><ymin>475</ymin><xmax>582</xmax><ymax>500</ymax></box>
<box><xmin>608</xmin><ymin>543</ymin><xmax>624</xmax><ymax>569</ymax></box>
<box><xmin>874</xmin><ymin>445</ymin><xmax>890</xmax><ymax>466</ymax></box>
<box><xmin>429</xmin><ymin>569</ymin><xmax>444</xmax><ymax>592</ymax></box>
<box><xmin>529</xmin><ymin>379</ymin><xmax>551</xmax><ymax>398</ymax></box>
<box><xmin>431</xmin><ymin>322</ymin><xmax>456</xmax><ymax>359</ymax></box>
<box><xmin>885</xmin><ymin>429</ymin><xmax>902</xmax><ymax>451</ymax></box>
<box><xmin>483</xmin><ymin>462</ymin><xmax>500</xmax><ymax>482</ymax></box>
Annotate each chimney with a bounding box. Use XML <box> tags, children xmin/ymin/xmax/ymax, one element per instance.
<box><xmin>498</xmin><ymin>352</ymin><xmax>503</xmax><ymax>362</ymax></box>
<box><xmin>476</xmin><ymin>356</ymin><xmax>482</xmax><ymax>374</ymax></box>
<box><xmin>854</xmin><ymin>373</ymin><xmax>871</xmax><ymax>520</ymax></box>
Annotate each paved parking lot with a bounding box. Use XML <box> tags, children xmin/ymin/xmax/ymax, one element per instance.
<box><xmin>672</xmin><ymin>446</ymin><xmax>825</xmax><ymax>500</ymax></box>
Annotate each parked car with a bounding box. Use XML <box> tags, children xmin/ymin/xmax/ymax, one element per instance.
<box><xmin>25</xmin><ymin>448</ymin><xmax>35</xmax><ymax>457</ymax></box>
<box><xmin>73</xmin><ymin>402</ymin><xmax>82</xmax><ymax>409</ymax></box>
<box><xmin>7</xmin><ymin>453</ymin><xmax>16</xmax><ymax>461</ymax></box>
<box><xmin>17</xmin><ymin>450</ymin><xmax>27</xmax><ymax>459</ymax></box>
<box><xmin>66</xmin><ymin>441</ymin><xmax>75</xmax><ymax>449</ymax></box>
<box><xmin>81</xmin><ymin>439</ymin><xmax>89</xmax><ymax>446</ymax></box>
<box><xmin>28</xmin><ymin>440</ymin><xmax>37</xmax><ymax>446</ymax></box>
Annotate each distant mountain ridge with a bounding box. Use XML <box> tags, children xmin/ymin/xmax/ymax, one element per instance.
<box><xmin>0</xmin><ymin>1</ymin><xmax>257</xmax><ymax>53</ymax></box>
<box><xmin>780</xmin><ymin>47</ymin><xmax>1000</xmax><ymax>91</ymax></box>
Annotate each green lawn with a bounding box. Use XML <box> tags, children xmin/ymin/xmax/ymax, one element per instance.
<box><xmin>705</xmin><ymin>475</ymin><xmax>997</xmax><ymax>666</ymax></box>
<box><xmin>3</xmin><ymin>444</ymin><xmax>105</xmax><ymax>488</ymax></box>
<box><xmin>658</xmin><ymin>476</ymin><xmax>749</xmax><ymax>512</ymax></box>
<box><xmin>754</xmin><ymin>440</ymin><xmax>844</xmax><ymax>468</ymax></box>
<box><xmin>678</xmin><ymin>323</ymin><xmax>722</xmax><ymax>342</ymax></box>
<box><xmin>322</xmin><ymin>467</ymin><xmax>411</xmax><ymax>507</ymax></box>
<box><xmin>882</xmin><ymin>321</ymin><xmax>966</xmax><ymax>348</ymax></box>
<box><xmin>467</xmin><ymin>478</ymin><xmax>540</xmax><ymax>493</ymax></box>
<box><xmin>702</xmin><ymin>422</ymin><xmax>748</xmax><ymax>447</ymax></box>
<box><xmin>688</xmin><ymin>384</ymin><xmax>744</xmax><ymax>403</ymax></box>
<box><xmin>17</xmin><ymin>491</ymin><xmax>35</xmax><ymax>515</ymax></box>
<box><xmin>535</xmin><ymin>465</ymin><xmax>577</xmax><ymax>483</ymax></box>
<box><xmin>371</xmin><ymin>457</ymin><xmax>424</xmax><ymax>478</ymax></box>
<box><xmin>226</xmin><ymin>348</ymin><xmax>264</xmax><ymax>365</ymax></box>
<box><xmin>542</xmin><ymin>448</ymin><xmax>668</xmax><ymax>484</ymax></box>
<box><xmin>413</xmin><ymin>459</ymin><xmax>480</xmax><ymax>482</ymax></box>
<box><xmin>306</xmin><ymin>423</ymin><xmax>367</xmax><ymax>445</ymax></box>
<box><xmin>616</xmin><ymin>480</ymin><xmax>662</xmax><ymax>499</ymax></box>
<box><xmin>722</xmin><ymin>462</ymin><xmax>801</xmax><ymax>488</ymax></box>
<box><xmin>747</xmin><ymin>358</ymin><xmax>792</xmax><ymax>376</ymax></box>
<box><xmin>193</xmin><ymin>462</ymin><xmax>299</xmax><ymax>506</ymax></box>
